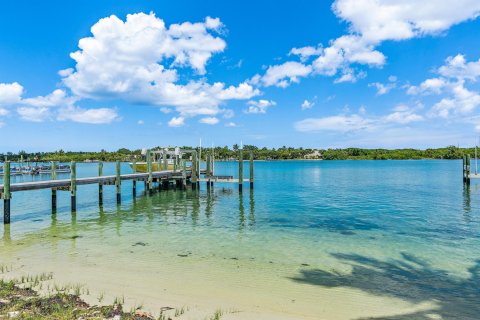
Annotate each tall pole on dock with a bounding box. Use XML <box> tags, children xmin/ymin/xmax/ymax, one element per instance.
<box><xmin>3</xmin><ymin>161</ymin><xmax>11</xmax><ymax>224</ymax></box>
<box><xmin>51</xmin><ymin>161</ymin><xmax>57</xmax><ymax>211</ymax></box>
<box><xmin>70</xmin><ymin>161</ymin><xmax>77</xmax><ymax>212</ymax></box>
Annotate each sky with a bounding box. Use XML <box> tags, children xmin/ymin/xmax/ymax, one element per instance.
<box><xmin>1</xmin><ymin>0</ymin><xmax>480</xmax><ymax>151</ymax></box>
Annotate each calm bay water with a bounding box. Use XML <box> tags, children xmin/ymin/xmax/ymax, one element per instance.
<box><xmin>1</xmin><ymin>160</ymin><xmax>479</xmax><ymax>319</ymax></box>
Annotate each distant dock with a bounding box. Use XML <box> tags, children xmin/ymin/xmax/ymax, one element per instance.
<box><xmin>1</xmin><ymin>148</ymin><xmax>254</xmax><ymax>224</ymax></box>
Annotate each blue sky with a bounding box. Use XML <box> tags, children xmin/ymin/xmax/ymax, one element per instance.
<box><xmin>1</xmin><ymin>0</ymin><xmax>480</xmax><ymax>151</ymax></box>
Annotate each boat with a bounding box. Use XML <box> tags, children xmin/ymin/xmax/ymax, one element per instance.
<box><xmin>0</xmin><ymin>166</ymin><xmax>22</xmax><ymax>175</ymax></box>
<box><xmin>30</xmin><ymin>164</ymin><xmax>71</xmax><ymax>175</ymax></box>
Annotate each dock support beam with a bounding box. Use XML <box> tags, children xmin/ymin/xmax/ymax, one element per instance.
<box><xmin>51</xmin><ymin>161</ymin><xmax>57</xmax><ymax>211</ymax></box>
<box><xmin>71</xmin><ymin>161</ymin><xmax>77</xmax><ymax>212</ymax></box>
<box><xmin>249</xmin><ymin>152</ymin><xmax>254</xmax><ymax>189</ymax></box>
<box><xmin>98</xmin><ymin>161</ymin><xmax>103</xmax><ymax>205</ymax></box>
<box><xmin>132</xmin><ymin>160</ymin><xmax>137</xmax><ymax>197</ymax></box>
<box><xmin>206</xmin><ymin>154</ymin><xmax>211</xmax><ymax>189</ymax></box>
<box><xmin>116</xmin><ymin>160</ymin><xmax>121</xmax><ymax>204</ymax></box>
<box><xmin>3</xmin><ymin>161</ymin><xmax>11</xmax><ymax>224</ymax></box>
<box><xmin>163</xmin><ymin>152</ymin><xmax>167</xmax><ymax>172</ymax></box>
<box><xmin>239</xmin><ymin>150</ymin><xmax>243</xmax><ymax>192</ymax></box>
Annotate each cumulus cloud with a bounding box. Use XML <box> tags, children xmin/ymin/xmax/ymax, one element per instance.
<box><xmin>257</xmin><ymin>62</ymin><xmax>312</xmax><ymax>88</ymax></box>
<box><xmin>259</xmin><ymin>0</ymin><xmax>480</xmax><ymax>85</ymax></box>
<box><xmin>61</xmin><ymin>12</ymin><xmax>259</xmax><ymax>120</ymax></box>
<box><xmin>168</xmin><ymin>116</ymin><xmax>185</xmax><ymax>127</ymax></box>
<box><xmin>408</xmin><ymin>54</ymin><xmax>480</xmax><ymax>118</ymax></box>
<box><xmin>301</xmin><ymin>98</ymin><xmax>315</xmax><ymax>110</ymax></box>
<box><xmin>0</xmin><ymin>82</ymin><xmax>23</xmax><ymax>106</ymax></box>
<box><xmin>384</xmin><ymin>105</ymin><xmax>424</xmax><ymax>124</ymax></box>
<box><xmin>199</xmin><ymin>117</ymin><xmax>219</xmax><ymax>125</ymax></box>
<box><xmin>295</xmin><ymin>104</ymin><xmax>424</xmax><ymax>132</ymax></box>
<box><xmin>295</xmin><ymin>114</ymin><xmax>372</xmax><ymax>132</ymax></box>
<box><xmin>245</xmin><ymin>99</ymin><xmax>276</xmax><ymax>114</ymax></box>
<box><xmin>57</xmin><ymin>106</ymin><xmax>119</xmax><ymax>124</ymax></box>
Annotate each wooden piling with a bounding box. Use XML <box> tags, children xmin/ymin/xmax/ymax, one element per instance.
<box><xmin>249</xmin><ymin>152</ymin><xmax>254</xmax><ymax>189</ymax></box>
<box><xmin>132</xmin><ymin>160</ymin><xmax>137</xmax><ymax>197</ymax></box>
<box><xmin>163</xmin><ymin>152</ymin><xmax>167</xmax><ymax>172</ymax></box>
<box><xmin>192</xmin><ymin>152</ymin><xmax>197</xmax><ymax>190</ymax></box>
<box><xmin>206</xmin><ymin>154</ymin><xmax>211</xmax><ymax>188</ymax></box>
<box><xmin>98</xmin><ymin>161</ymin><xmax>103</xmax><ymax>205</ymax></box>
<box><xmin>239</xmin><ymin>150</ymin><xmax>243</xmax><ymax>192</ymax></box>
<box><xmin>116</xmin><ymin>160</ymin><xmax>121</xmax><ymax>204</ymax></box>
<box><xmin>3</xmin><ymin>161</ymin><xmax>11</xmax><ymax>224</ymax></box>
<box><xmin>51</xmin><ymin>161</ymin><xmax>57</xmax><ymax>211</ymax></box>
<box><xmin>147</xmin><ymin>150</ymin><xmax>153</xmax><ymax>191</ymax></box>
<box><xmin>70</xmin><ymin>161</ymin><xmax>76</xmax><ymax>212</ymax></box>
<box><xmin>182</xmin><ymin>160</ymin><xmax>187</xmax><ymax>189</ymax></box>
<box><xmin>466</xmin><ymin>154</ymin><xmax>471</xmax><ymax>185</ymax></box>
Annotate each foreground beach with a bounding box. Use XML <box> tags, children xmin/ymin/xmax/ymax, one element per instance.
<box><xmin>1</xmin><ymin>160</ymin><xmax>479</xmax><ymax>319</ymax></box>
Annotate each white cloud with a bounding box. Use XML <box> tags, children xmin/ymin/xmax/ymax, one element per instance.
<box><xmin>406</xmin><ymin>78</ymin><xmax>447</xmax><ymax>95</ymax></box>
<box><xmin>225</xmin><ymin>122</ymin><xmax>237</xmax><ymax>127</ymax></box>
<box><xmin>260</xmin><ymin>62</ymin><xmax>312</xmax><ymax>87</ymax></box>
<box><xmin>61</xmin><ymin>12</ymin><xmax>259</xmax><ymax>119</ymax></box>
<box><xmin>261</xmin><ymin>1</ymin><xmax>480</xmax><ymax>85</ymax></box>
<box><xmin>57</xmin><ymin>106</ymin><xmax>119</xmax><ymax>124</ymax></box>
<box><xmin>409</xmin><ymin>54</ymin><xmax>480</xmax><ymax>119</ymax></box>
<box><xmin>245</xmin><ymin>99</ymin><xmax>276</xmax><ymax>114</ymax></box>
<box><xmin>17</xmin><ymin>106</ymin><xmax>51</xmax><ymax>122</ymax></box>
<box><xmin>429</xmin><ymin>81</ymin><xmax>480</xmax><ymax>118</ymax></box>
<box><xmin>295</xmin><ymin>114</ymin><xmax>372</xmax><ymax>132</ymax></box>
<box><xmin>168</xmin><ymin>116</ymin><xmax>185</xmax><ymax>127</ymax></box>
<box><xmin>369</xmin><ymin>80</ymin><xmax>396</xmax><ymax>95</ymax></box>
<box><xmin>301</xmin><ymin>99</ymin><xmax>315</xmax><ymax>110</ymax></box>
<box><xmin>289</xmin><ymin>46</ymin><xmax>322</xmax><ymax>62</ymax></box>
<box><xmin>137</xmin><ymin>120</ymin><xmax>144</xmax><ymax>125</ymax></box>
<box><xmin>438</xmin><ymin>54</ymin><xmax>480</xmax><ymax>80</ymax></box>
<box><xmin>0</xmin><ymin>82</ymin><xmax>23</xmax><ymax>106</ymax></box>
<box><xmin>333</xmin><ymin>0</ymin><xmax>480</xmax><ymax>43</ymax></box>
<box><xmin>384</xmin><ymin>105</ymin><xmax>424</xmax><ymax>124</ymax></box>
<box><xmin>199</xmin><ymin>117</ymin><xmax>219</xmax><ymax>125</ymax></box>
<box><xmin>0</xmin><ymin>108</ymin><xmax>8</xmax><ymax>116</ymax></box>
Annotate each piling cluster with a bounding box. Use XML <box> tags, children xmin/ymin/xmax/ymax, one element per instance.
<box><xmin>1</xmin><ymin>149</ymin><xmax>254</xmax><ymax>224</ymax></box>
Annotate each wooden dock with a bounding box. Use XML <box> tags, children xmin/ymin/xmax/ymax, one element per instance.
<box><xmin>1</xmin><ymin>148</ymin><xmax>254</xmax><ymax>224</ymax></box>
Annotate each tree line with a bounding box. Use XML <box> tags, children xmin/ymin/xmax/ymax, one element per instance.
<box><xmin>0</xmin><ymin>145</ymin><xmax>476</xmax><ymax>162</ymax></box>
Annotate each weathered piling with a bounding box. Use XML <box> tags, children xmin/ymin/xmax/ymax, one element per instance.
<box><xmin>51</xmin><ymin>161</ymin><xmax>57</xmax><ymax>211</ymax></box>
<box><xmin>98</xmin><ymin>161</ymin><xmax>103</xmax><ymax>205</ymax></box>
<box><xmin>163</xmin><ymin>152</ymin><xmax>167</xmax><ymax>172</ymax></box>
<box><xmin>191</xmin><ymin>152</ymin><xmax>197</xmax><ymax>190</ymax></box>
<box><xmin>182</xmin><ymin>160</ymin><xmax>187</xmax><ymax>189</ymax></box>
<box><xmin>70</xmin><ymin>161</ymin><xmax>77</xmax><ymax>212</ymax></box>
<box><xmin>466</xmin><ymin>154</ymin><xmax>471</xmax><ymax>185</ymax></box>
<box><xmin>116</xmin><ymin>160</ymin><xmax>121</xmax><ymax>204</ymax></box>
<box><xmin>132</xmin><ymin>160</ymin><xmax>137</xmax><ymax>197</ymax></box>
<box><xmin>249</xmin><ymin>152</ymin><xmax>254</xmax><ymax>189</ymax></box>
<box><xmin>206</xmin><ymin>154</ymin><xmax>211</xmax><ymax>188</ymax></box>
<box><xmin>147</xmin><ymin>150</ymin><xmax>153</xmax><ymax>191</ymax></box>
<box><xmin>239</xmin><ymin>150</ymin><xmax>243</xmax><ymax>192</ymax></box>
<box><xmin>3</xmin><ymin>162</ymin><xmax>11</xmax><ymax>224</ymax></box>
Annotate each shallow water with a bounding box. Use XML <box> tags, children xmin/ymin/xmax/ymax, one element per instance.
<box><xmin>1</xmin><ymin>160</ymin><xmax>480</xmax><ymax>319</ymax></box>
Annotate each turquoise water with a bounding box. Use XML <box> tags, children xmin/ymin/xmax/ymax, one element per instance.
<box><xmin>1</xmin><ymin>160</ymin><xmax>480</xmax><ymax>319</ymax></box>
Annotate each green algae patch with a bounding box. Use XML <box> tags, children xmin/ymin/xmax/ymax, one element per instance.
<box><xmin>0</xmin><ymin>279</ymin><xmax>154</xmax><ymax>320</ymax></box>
